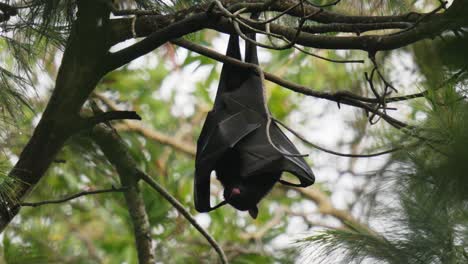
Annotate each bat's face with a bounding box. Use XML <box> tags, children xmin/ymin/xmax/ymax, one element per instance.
<box><xmin>221</xmin><ymin>173</ymin><xmax>280</xmax><ymax>218</ymax></box>
<box><xmin>223</xmin><ymin>185</ymin><xmax>259</xmax><ymax>211</ymax></box>
<box><xmin>223</xmin><ymin>186</ymin><xmax>261</xmax><ymax>219</ymax></box>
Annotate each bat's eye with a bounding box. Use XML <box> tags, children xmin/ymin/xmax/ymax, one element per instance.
<box><xmin>229</xmin><ymin>187</ymin><xmax>241</xmax><ymax>198</ymax></box>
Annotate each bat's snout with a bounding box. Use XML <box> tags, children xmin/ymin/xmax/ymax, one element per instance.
<box><xmin>229</xmin><ymin>187</ymin><xmax>241</xmax><ymax>198</ymax></box>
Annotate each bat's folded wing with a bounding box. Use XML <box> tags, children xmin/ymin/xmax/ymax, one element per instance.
<box><xmin>197</xmin><ymin>110</ymin><xmax>261</xmax><ymax>161</ymax></box>
<box><xmin>270</xmin><ymin>123</ymin><xmax>315</xmax><ymax>187</ymax></box>
<box><xmin>194</xmin><ymin>110</ymin><xmax>262</xmax><ymax>212</ymax></box>
<box><xmin>237</xmin><ymin>141</ymin><xmax>283</xmax><ymax>178</ymax></box>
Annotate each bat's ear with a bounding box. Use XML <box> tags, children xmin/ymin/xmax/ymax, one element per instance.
<box><xmin>248</xmin><ymin>206</ymin><xmax>259</xmax><ymax>219</ymax></box>
<box><xmin>245</xmin><ymin>13</ymin><xmax>260</xmax><ymax>65</ymax></box>
<box><xmin>226</xmin><ymin>34</ymin><xmax>242</xmax><ymax>60</ymax></box>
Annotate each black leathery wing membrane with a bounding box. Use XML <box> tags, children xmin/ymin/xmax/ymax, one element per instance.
<box><xmin>194</xmin><ymin>31</ymin><xmax>315</xmax><ymax>218</ymax></box>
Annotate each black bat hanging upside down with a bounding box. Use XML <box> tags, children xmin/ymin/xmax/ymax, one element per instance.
<box><xmin>194</xmin><ymin>31</ymin><xmax>315</xmax><ymax>219</ymax></box>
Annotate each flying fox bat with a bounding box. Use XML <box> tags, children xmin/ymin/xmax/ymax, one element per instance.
<box><xmin>194</xmin><ymin>32</ymin><xmax>315</xmax><ymax>219</ymax></box>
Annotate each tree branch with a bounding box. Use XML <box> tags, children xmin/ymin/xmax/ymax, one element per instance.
<box><xmin>273</xmin><ymin>118</ymin><xmax>412</xmax><ymax>157</ymax></box>
<box><xmin>210</xmin><ymin>15</ymin><xmax>457</xmax><ymax>51</ymax></box>
<box><xmin>91</xmin><ymin>124</ymin><xmax>228</xmax><ymax>264</ymax></box>
<box><xmin>92</xmin><ymin>93</ymin><xmax>197</xmax><ymax>156</ymax></box>
<box><xmin>104</xmin><ymin>11</ymin><xmax>212</xmax><ymax>72</ymax></box>
<box><xmin>19</xmin><ymin>187</ymin><xmax>127</xmax><ymax>207</ymax></box>
<box><xmin>171</xmin><ymin>38</ymin><xmax>409</xmax><ymax>129</ymax></box>
<box><xmin>115</xmin><ymin>121</ymin><xmax>197</xmax><ymax>156</ymax></box>
<box><xmin>84</xmin><ymin>110</ymin><xmax>141</xmax><ymax>128</ymax></box>
<box><xmin>300</xmin><ymin>22</ymin><xmax>412</xmax><ymax>34</ymax></box>
<box><xmin>90</xmin><ymin>123</ymin><xmax>156</xmax><ymax>264</ymax></box>
<box><xmin>137</xmin><ymin>170</ymin><xmax>229</xmax><ymax>264</ymax></box>
<box><xmin>108</xmin><ymin>0</ymin><xmax>437</xmax><ymax>45</ymax></box>
<box><xmin>109</xmin><ymin>0</ymin><xmax>466</xmax><ymax>52</ymax></box>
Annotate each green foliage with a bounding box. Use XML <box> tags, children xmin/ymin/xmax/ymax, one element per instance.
<box><xmin>0</xmin><ymin>39</ymin><xmax>33</xmax><ymax>126</ymax></box>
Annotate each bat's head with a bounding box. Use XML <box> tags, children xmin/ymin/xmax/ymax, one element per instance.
<box><xmin>224</xmin><ymin>186</ymin><xmax>260</xmax><ymax>219</ymax></box>
<box><xmin>222</xmin><ymin>173</ymin><xmax>278</xmax><ymax>219</ymax></box>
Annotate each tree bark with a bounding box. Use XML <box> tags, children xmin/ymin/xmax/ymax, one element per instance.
<box><xmin>92</xmin><ymin>125</ymin><xmax>155</xmax><ymax>264</ymax></box>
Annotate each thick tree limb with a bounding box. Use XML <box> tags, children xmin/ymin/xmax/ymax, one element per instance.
<box><xmin>109</xmin><ymin>0</ymin><xmax>467</xmax><ymax>52</ymax></box>
<box><xmin>300</xmin><ymin>22</ymin><xmax>412</xmax><ymax>34</ymax></box>
<box><xmin>210</xmin><ymin>15</ymin><xmax>456</xmax><ymax>51</ymax></box>
<box><xmin>105</xmin><ymin>9</ymin><xmax>213</xmax><ymax>71</ymax></box>
<box><xmin>108</xmin><ymin>0</ymin><xmax>434</xmax><ymax>44</ymax></box>
<box><xmin>92</xmin><ymin>124</ymin><xmax>156</xmax><ymax>264</ymax></box>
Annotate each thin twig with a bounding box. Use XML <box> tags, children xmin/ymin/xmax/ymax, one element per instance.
<box><xmin>245</xmin><ymin>3</ymin><xmax>302</xmax><ymax>25</ymax></box>
<box><xmin>273</xmin><ymin>118</ymin><xmax>411</xmax><ymax>158</ymax></box>
<box><xmin>256</xmin><ymin>65</ymin><xmax>309</xmax><ymax>157</ymax></box>
<box><xmin>216</xmin><ymin>0</ymin><xmax>321</xmax><ymax>50</ymax></box>
<box><xmin>389</xmin><ymin>0</ymin><xmax>448</xmax><ymax>36</ymax></box>
<box><xmin>369</xmin><ymin>56</ymin><xmax>397</xmax><ymax>93</ymax></box>
<box><xmin>305</xmin><ymin>0</ymin><xmax>342</xmax><ymax>8</ymax></box>
<box><xmin>295</xmin><ymin>45</ymin><xmax>364</xmax><ymax>64</ymax></box>
<box><xmin>20</xmin><ymin>187</ymin><xmax>127</xmax><ymax>207</ymax></box>
<box><xmin>137</xmin><ymin>171</ymin><xmax>229</xmax><ymax>264</ymax></box>
<box><xmin>364</xmin><ymin>54</ymin><xmax>400</xmax><ymax>125</ymax></box>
